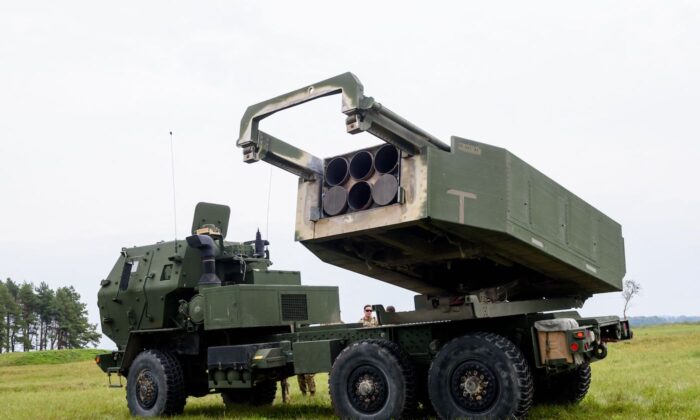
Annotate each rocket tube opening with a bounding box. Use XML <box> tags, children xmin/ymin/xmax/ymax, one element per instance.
<box><xmin>323</xmin><ymin>185</ymin><xmax>348</xmax><ymax>216</ymax></box>
<box><xmin>348</xmin><ymin>181</ymin><xmax>373</xmax><ymax>210</ymax></box>
<box><xmin>349</xmin><ymin>150</ymin><xmax>375</xmax><ymax>180</ymax></box>
<box><xmin>374</xmin><ymin>144</ymin><xmax>399</xmax><ymax>174</ymax></box>
<box><xmin>325</xmin><ymin>157</ymin><xmax>349</xmax><ymax>186</ymax></box>
<box><xmin>372</xmin><ymin>174</ymin><xmax>399</xmax><ymax>206</ymax></box>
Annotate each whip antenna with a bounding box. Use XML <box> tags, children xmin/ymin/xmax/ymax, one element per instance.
<box><xmin>169</xmin><ymin>131</ymin><xmax>178</xmax><ymax>252</ymax></box>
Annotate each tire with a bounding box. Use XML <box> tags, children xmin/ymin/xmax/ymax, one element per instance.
<box><xmin>534</xmin><ymin>362</ymin><xmax>591</xmax><ymax>405</ymax></box>
<box><xmin>329</xmin><ymin>339</ymin><xmax>417</xmax><ymax>419</ymax></box>
<box><xmin>126</xmin><ymin>349</ymin><xmax>186</xmax><ymax>417</ymax></box>
<box><xmin>221</xmin><ymin>380</ymin><xmax>277</xmax><ymax>406</ymax></box>
<box><xmin>428</xmin><ymin>332</ymin><xmax>534</xmax><ymax>420</ymax></box>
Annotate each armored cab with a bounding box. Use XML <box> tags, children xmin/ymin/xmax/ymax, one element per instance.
<box><xmin>97</xmin><ymin>202</ymin><xmax>340</xmax><ymax>350</ymax></box>
<box><xmin>237</xmin><ymin>72</ymin><xmax>625</xmax><ymax>301</ymax></box>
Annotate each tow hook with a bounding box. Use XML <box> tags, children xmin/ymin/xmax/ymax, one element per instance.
<box><xmin>594</xmin><ymin>342</ymin><xmax>608</xmax><ymax>360</ymax></box>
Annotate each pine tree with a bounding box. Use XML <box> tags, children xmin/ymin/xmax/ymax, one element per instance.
<box><xmin>34</xmin><ymin>282</ymin><xmax>55</xmax><ymax>351</ymax></box>
<box><xmin>54</xmin><ymin>286</ymin><xmax>99</xmax><ymax>349</ymax></box>
<box><xmin>17</xmin><ymin>282</ymin><xmax>39</xmax><ymax>351</ymax></box>
<box><xmin>0</xmin><ymin>281</ymin><xmax>10</xmax><ymax>353</ymax></box>
<box><xmin>0</xmin><ymin>279</ymin><xmax>99</xmax><ymax>352</ymax></box>
<box><xmin>2</xmin><ymin>278</ymin><xmax>21</xmax><ymax>352</ymax></box>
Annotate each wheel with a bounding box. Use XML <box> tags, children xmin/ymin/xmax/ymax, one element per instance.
<box><xmin>534</xmin><ymin>362</ymin><xmax>591</xmax><ymax>405</ymax></box>
<box><xmin>221</xmin><ymin>380</ymin><xmax>277</xmax><ymax>406</ymax></box>
<box><xmin>329</xmin><ymin>339</ymin><xmax>416</xmax><ymax>419</ymax></box>
<box><xmin>428</xmin><ymin>332</ymin><xmax>533</xmax><ymax>419</ymax></box>
<box><xmin>126</xmin><ymin>349</ymin><xmax>186</xmax><ymax>416</ymax></box>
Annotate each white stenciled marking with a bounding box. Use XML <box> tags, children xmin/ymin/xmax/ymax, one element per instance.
<box><xmin>447</xmin><ymin>189</ymin><xmax>477</xmax><ymax>223</ymax></box>
<box><xmin>531</xmin><ymin>238</ymin><xmax>544</xmax><ymax>248</ymax></box>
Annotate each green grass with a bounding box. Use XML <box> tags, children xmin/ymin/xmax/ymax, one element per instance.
<box><xmin>0</xmin><ymin>324</ymin><xmax>698</xmax><ymax>419</ymax></box>
<box><xmin>529</xmin><ymin>323</ymin><xmax>700</xmax><ymax>420</ymax></box>
<box><xmin>0</xmin><ymin>348</ymin><xmax>106</xmax><ymax>367</ymax></box>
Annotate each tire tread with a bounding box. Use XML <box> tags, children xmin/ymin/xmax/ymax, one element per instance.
<box><xmin>365</xmin><ymin>339</ymin><xmax>418</xmax><ymax>418</ymax></box>
<box><xmin>126</xmin><ymin>349</ymin><xmax>186</xmax><ymax>416</ymax></box>
<box><xmin>475</xmin><ymin>332</ymin><xmax>534</xmax><ymax>418</ymax></box>
<box><xmin>427</xmin><ymin>332</ymin><xmax>534</xmax><ymax>420</ymax></box>
<box><xmin>329</xmin><ymin>339</ymin><xmax>417</xmax><ymax>419</ymax></box>
<box><xmin>535</xmin><ymin>362</ymin><xmax>591</xmax><ymax>405</ymax></box>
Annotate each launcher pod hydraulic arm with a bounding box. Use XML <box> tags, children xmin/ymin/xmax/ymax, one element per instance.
<box><xmin>237</xmin><ymin>72</ymin><xmax>448</xmax><ymax>181</ymax></box>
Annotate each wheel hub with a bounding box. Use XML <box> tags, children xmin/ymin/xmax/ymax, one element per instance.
<box><xmin>347</xmin><ymin>366</ymin><xmax>388</xmax><ymax>413</ymax></box>
<box><xmin>459</xmin><ymin>373</ymin><xmax>489</xmax><ymax>400</ymax></box>
<box><xmin>135</xmin><ymin>369</ymin><xmax>159</xmax><ymax>409</ymax></box>
<box><xmin>460</xmin><ymin>371</ymin><xmax>487</xmax><ymax>397</ymax></box>
<box><xmin>357</xmin><ymin>378</ymin><xmax>375</xmax><ymax>396</ymax></box>
<box><xmin>450</xmin><ymin>361</ymin><xmax>498</xmax><ymax>412</ymax></box>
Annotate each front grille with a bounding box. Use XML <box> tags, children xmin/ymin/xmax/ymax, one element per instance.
<box><xmin>281</xmin><ymin>294</ymin><xmax>308</xmax><ymax>321</ymax></box>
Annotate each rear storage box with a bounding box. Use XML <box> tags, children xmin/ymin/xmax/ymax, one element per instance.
<box><xmin>534</xmin><ymin>318</ymin><xmax>579</xmax><ymax>364</ymax></box>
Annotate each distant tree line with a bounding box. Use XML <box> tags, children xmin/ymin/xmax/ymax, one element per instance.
<box><xmin>0</xmin><ymin>278</ymin><xmax>100</xmax><ymax>352</ymax></box>
<box><xmin>628</xmin><ymin>316</ymin><xmax>700</xmax><ymax>327</ymax></box>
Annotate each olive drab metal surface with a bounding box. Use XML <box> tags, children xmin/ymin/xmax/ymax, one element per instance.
<box><xmin>237</xmin><ymin>72</ymin><xmax>625</xmax><ymax>301</ymax></box>
<box><xmin>191</xmin><ymin>202</ymin><xmax>230</xmax><ymax>237</ymax></box>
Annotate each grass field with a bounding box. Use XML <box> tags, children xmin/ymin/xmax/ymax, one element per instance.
<box><xmin>0</xmin><ymin>323</ymin><xmax>698</xmax><ymax>419</ymax></box>
<box><xmin>0</xmin><ymin>348</ymin><xmax>105</xmax><ymax>367</ymax></box>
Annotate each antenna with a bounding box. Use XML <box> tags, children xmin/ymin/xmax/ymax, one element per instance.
<box><xmin>169</xmin><ymin>131</ymin><xmax>178</xmax><ymax>252</ymax></box>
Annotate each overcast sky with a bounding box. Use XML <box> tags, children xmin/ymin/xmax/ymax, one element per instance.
<box><xmin>1</xmin><ymin>2</ymin><xmax>698</xmax><ymax>349</ymax></box>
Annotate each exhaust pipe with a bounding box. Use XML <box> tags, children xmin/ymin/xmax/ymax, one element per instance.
<box><xmin>186</xmin><ymin>234</ymin><xmax>221</xmax><ymax>288</ymax></box>
<box><xmin>323</xmin><ymin>185</ymin><xmax>348</xmax><ymax>216</ymax></box>
<box><xmin>349</xmin><ymin>150</ymin><xmax>375</xmax><ymax>180</ymax></box>
<box><xmin>348</xmin><ymin>181</ymin><xmax>374</xmax><ymax>210</ymax></box>
<box><xmin>374</xmin><ymin>144</ymin><xmax>399</xmax><ymax>174</ymax></box>
<box><xmin>325</xmin><ymin>157</ymin><xmax>349</xmax><ymax>186</ymax></box>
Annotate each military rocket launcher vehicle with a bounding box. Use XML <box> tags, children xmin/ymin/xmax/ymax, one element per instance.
<box><xmin>97</xmin><ymin>73</ymin><xmax>632</xmax><ymax>420</ymax></box>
